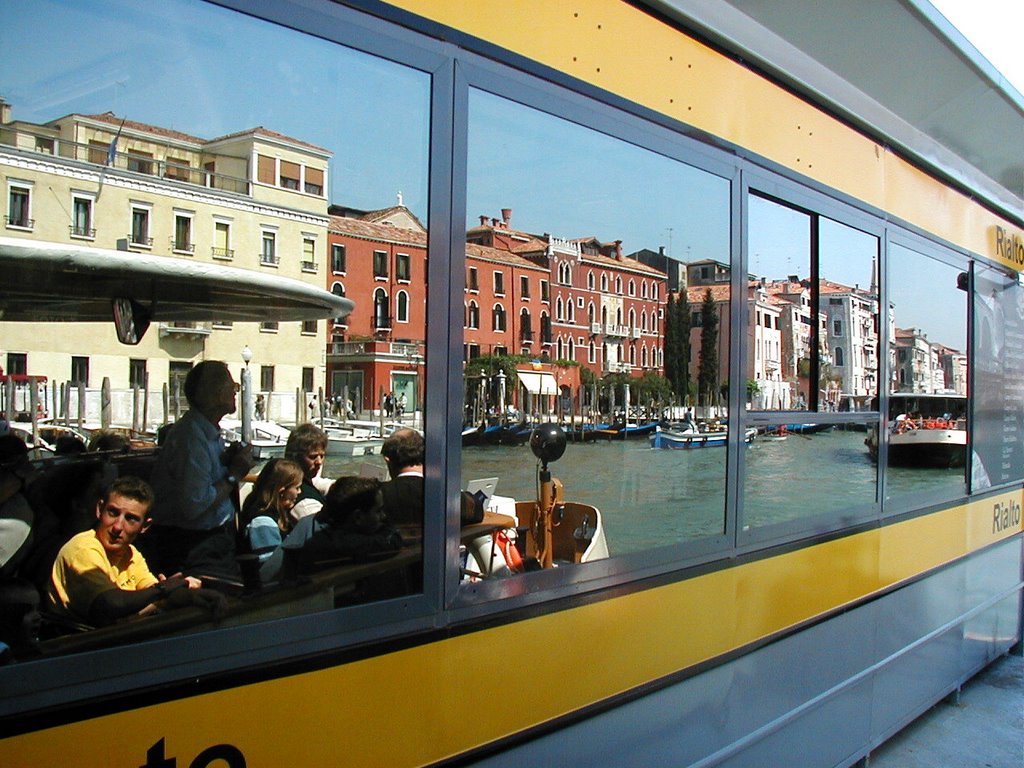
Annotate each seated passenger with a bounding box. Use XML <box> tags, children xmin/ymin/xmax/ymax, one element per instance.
<box><xmin>87</xmin><ymin>429</ymin><xmax>131</xmax><ymax>453</ymax></box>
<box><xmin>380</xmin><ymin>428</ymin><xmax>424</xmax><ymax>528</ymax></box>
<box><xmin>237</xmin><ymin>458</ymin><xmax>302</xmax><ymax>562</ymax></box>
<box><xmin>0</xmin><ymin>436</ymin><xmax>36</xmax><ymax>583</ymax></box>
<box><xmin>54</xmin><ymin>435</ymin><xmax>87</xmax><ymax>455</ymax></box>
<box><xmin>48</xmin><ymin>476</ymin><xmax>224</xmax><ymax>627</ymax></box>
<box><xmin>283</xmin><ymin>423</ymin><xmax>331</xmax><ymax>527</ymax></box>
<box><xmin>0</xmin><ymin>578</ymin><xmax>41</xmax><ymax>664</ymax></box>
<box><xmin>262</xmin><ymin>477</ymin><xmax>401</xmax><ymax>583</ymax></box>
<box><xmin>21</xmin><ymin>458</ymin><xmax>114</xmax><ymax>596</ymax></box>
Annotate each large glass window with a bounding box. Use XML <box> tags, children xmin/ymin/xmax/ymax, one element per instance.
<box><xmin>743</xmin><ymin>194</ymin><xmax>880</xmax><ymax>533</ymax></box>
<box><xmin>884</xmin><ymin>243</ymin><xmax>968</xmax><ymax>503</ymax></box>
<box><xmin>463</xmin><ymin>88</ymin><xmax>731</xmax><ymax>577</ymax></box>
<box><xmin>972</xmin><ymin>260</ymin><xmax>1024</xmax><ymax>489</ymax></box>
<box><xmin>0</xmin><ymin>0</ymin><xmax>430</xmax><ymax>667</ymax></box>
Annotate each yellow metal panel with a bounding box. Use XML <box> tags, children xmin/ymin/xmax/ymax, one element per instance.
<box><xmin>389</xmin><ymin>0</ymin><xmax>1024</xmax><ymax>268</ymax></box>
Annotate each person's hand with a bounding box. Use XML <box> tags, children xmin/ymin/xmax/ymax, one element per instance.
<box><xmin>228</xmin><ymin>443</ymin><xmax>256</xmax><ymax>478</ymax></box>
<box><xmin>167</xmin><ymin>587</ymin><xmax>227</xmax><ymax>617</ymax></box>
<box><xmin>159</xmin><ymin>572</ymin><xmax>202</xmax><ymax>590</ymax></box>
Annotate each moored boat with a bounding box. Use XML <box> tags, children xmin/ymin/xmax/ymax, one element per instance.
<box><xmin>650</xmin><ymin>425</ymin><xmax>756</xmax><ymax>449</ymax></box>
<box><xmin>220</xmin><ymin>418</ymin><xmax>291</xmax><ymax>459</ymax></box>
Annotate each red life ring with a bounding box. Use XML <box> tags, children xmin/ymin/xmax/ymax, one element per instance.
<box><xmin>493</xmin><ymin>529</ymin><xmax>523</xmax><ymax>573</ymax></box>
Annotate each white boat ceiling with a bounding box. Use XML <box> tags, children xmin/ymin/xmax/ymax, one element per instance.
<box><xmin>0</xmin><ymin>236</ymin><xmax>355</xmax><ymax>323</ymax></box>
<box><xmin>645</xmin><ymin>0</ymin><xmax>1024</xmax><ymax>226</ymax></box>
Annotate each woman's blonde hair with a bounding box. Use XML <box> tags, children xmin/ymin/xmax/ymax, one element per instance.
<box><xmin>240</xmin><ymin>458</ymin><xmax>304</xmax><ymax>533</ymax></box>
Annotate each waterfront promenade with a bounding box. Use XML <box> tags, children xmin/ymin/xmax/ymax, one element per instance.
<box><xmin>867</xmin><ymin>651</ymin><xmax>1023</xmax><ymax>767</ymax></box>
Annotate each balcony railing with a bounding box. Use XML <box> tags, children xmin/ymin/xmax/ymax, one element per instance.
<box><xmin>69</xmin><ymin>224</ymin><xmax>96</xmax><ymax>238</ymax></box>
<box><xmin>5</xmin><ymin>215</ymin><xmax>33</xmax><ymax>229</ymax></box>
<box><xmin>301</xmin><ymin>260</ymin><xmax>318</xmax><ymax>273</ymax></box>
<box><xmin>521</xmin><ymin>328</ymin><xmax>534</xmax><ymax>342</ymax></box>
<box><xmin>170</xmin><ymin>238</ymin><xmax>195</xmax><ymax>254</ymax></box>
<box><xmin>329</xmin><ymin>340</ymin><xmax>424</xmax><ymax>358</ymax></box>
<box><xmin>158</xmin><ymin>322</ymin><xmax>211</xmax><ymax>338</ymax></box>
<box><xmin>129</xmin><ymin>234</ymin><xmax>154</xmax><ymax>247</ymax></box>
<box><xmin>260</xmin><ymin>253</ymin><xmax>280</xmax><ymax>266</ymax></box>
<box><xmin>211</xmin><ymin>247</ymin><xmax>234</xmax><ymax>260</ymax></box>
<box><xmin>0</xmin><ymin>126</ymin><xmax>251</xmax><ymax>195</ymax></box>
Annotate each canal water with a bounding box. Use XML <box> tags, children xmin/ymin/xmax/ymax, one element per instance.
<box><xmin>324</xmin><ymin>428</ymin><xmax>965</xmax><ymax>557</ymax></box>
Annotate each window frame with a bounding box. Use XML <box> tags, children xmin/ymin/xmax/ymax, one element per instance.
<box><xmin>5</xmin><ymin>180</ymin><xmax>32</xmax><ymax>230</ymax></box>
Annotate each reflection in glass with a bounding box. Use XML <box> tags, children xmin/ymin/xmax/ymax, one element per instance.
<box><xmin>883</xmin><ymin>244</ymin><xmax>967</xmax><ymax>500</ymax></box>
<box><xmin>742</xmin><ymin>424</ymin><xmax>877</xmax><ymax>529</ymax></box>
<box><xmin>0</xmin><ymin>0</ymin><xmax>430</xmax><ymax>652</ymax></box>
<box><xmin>462</xmin><ymin>89</ymin><xmax>731</xmax><ymax>567</ymax></box>
<box><xmin>747</xmin><ymin>197</ymin><xmax>879</xmax><ymax>412</ymax></box>
<box><xmin>747</xmin><ymin>197</ymin><xmax>810</xmax><ymax>411</ymax></box>
<box><xmin>819</xmin><ymin>219</ymin><xmax>879</xmax><ymax>411</ymax></box>
<box><xmin>972</xmin><ymin>264</ymin><xmax>1024</xmax><ymax>489</ymax></box>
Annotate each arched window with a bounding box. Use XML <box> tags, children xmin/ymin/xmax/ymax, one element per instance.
<box><xmin>642</xmin><ymin>345</ymin><xmax>648</xmax><ymax>367</ymax></box>
<box><xmin>468</xmin><ymin>300</ymin><xmax>479</xmax><ymax>329</ymax></box>
<box><xmin>541</xmin><ymin>312</ymin><xmax>551</xmax><ymax>343</ymax></box>
<box><xmin>331</xmin><ymin>281</ymin><xmax>345</xmax><ymax>296</ymax></box>
<box><xmin>588</xmin><ymin>302</ymin><xmax>595</xmax><ymax>324</ymax></box>
<box><xmin>601</xmin><ymin>306</ymin><xmax>608</xmax><ymax>325</ymax></box>
<box><xmin>601</xmin><ymin>274</ymin><xmax>608</xmax><ymax>292</ymax></box>
<box><xmin>396</xmin><ymin>290</ymin><xmax>409</xmax><ymax>323</ymax></box>
<box><xmin>628</xmin><ymin>279</ymin><xmax>636</xmax><ymax>296</ymax></box>
<box><xmin>556</xmin><ymin>336</ymin><xmax>564</xmax><ymax>359</ymax></box>
<box><xmin>629</xmin><ymin>308</ymin><xmax>636</xmax><ymax>329</ymax></box>
<box><xmin>373</xmin><ymin>288</ymin><xmax>389</xmax><ymax>329</ymax></box>
<box><xmin>587</xmin><ymin>271</ymin><xmax>595</xmax><ymax>290</ymax></box>
<box><xmin>641</xmin><ymin>310</ymin><xmax>647</xmax><ymax>331</ymax></box>
<box><xmin>567</xmin><ymin>337</ymin><xmax>575</xmax><ymax>360</ymax></box>
<box><xmin>652</xmin><ymin>284</ymin><xmax>659</xmax><ymax>300</ymax></box>
<box><xmin>588</xmin><ymin>340</ymin><xmax>596</xmax><ymax>363</ymax></box>
<box><xmin>641</xmin><ymin>281</ymin><xmax>648</xmax><ymax>299</ymax></box>
<box><xmin>629</xmin><ymin>344</ymin><xmax>636</xmax><ymax>366</ymax></box>
<box><xmin>556</xmin><ymin>297</ymin><xmax>564</xmax><ymax>321</ymax></box>
<box><xmin>559</xmin><ymin>263</ymin><xmax>573</xmax><ymax>286</ymax></box>
<box><xmin>615</xmin><ymin>277</ymin><xmax>623</xmax><ymax>294</ymax></box>
<box><xmin>492</xmin><ymin>303</ymin><xmax>506</xmax><ymax>332</ymax></box>
<box><xmin>834</xmin><ymin>346</ymin><xmax>844</xmax><ymax>367</ymax></box>
<box><xmin>567</xmin><ymin>301</ymin><xmax>575</xmax><ymax>323</ymax></box>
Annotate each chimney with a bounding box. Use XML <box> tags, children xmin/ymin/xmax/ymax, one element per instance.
<box><xmin>501</xmin><ymin>208</ymin><xmax>512</xmax><ymax>227</ymax></box>
<box><xmin>615</xmin><ymin>240</ymin><xmax>623</xmax><ymax>260</ymax></box>
<box><xmin>479</xmin><ymin>215</ymin><xmax>488</xmax><ymax>226</ymax></box>
<box><xmin>0</xmin><ymin>98</ymin><xmax>10</xmax><ymax>125</ymax></box>
<box><xmin>491</xmin><ymin>218</ymin><xmax>500</xmax><ymax>228</ymax></box>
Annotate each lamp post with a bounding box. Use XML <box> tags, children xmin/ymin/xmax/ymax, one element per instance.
<box><xmin>496</xmin><ymin>369</ymin><xmax>507</xmax><ymax>422</ymax></box>
<box><xmin>240</xmin><ymin>345</ymin><xmax>253</xmax><ymax>444</ymax></box>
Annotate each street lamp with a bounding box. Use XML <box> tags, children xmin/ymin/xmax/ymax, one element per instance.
<box><xmin>240</xmin><ymin>346</ymin><xmax>253</xmax><ymax>443</ymax></box>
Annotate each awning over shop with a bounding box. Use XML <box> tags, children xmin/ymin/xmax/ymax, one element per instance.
<box><xmin>517</xmin><ymin>370</ymin><xmax>558</xmax><ymax>395</ymax></box>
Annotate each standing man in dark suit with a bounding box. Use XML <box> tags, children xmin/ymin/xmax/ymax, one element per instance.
<box><xmin>380</xmin><ymin>428</ymin><xmax>423</xmax><ymax>528</ymax></box>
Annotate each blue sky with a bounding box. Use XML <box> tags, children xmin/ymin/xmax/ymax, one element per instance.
<box><xmin>0</xmin><ymin>0</ymin><xmax>431</xmax><ymax>217</ymax></box>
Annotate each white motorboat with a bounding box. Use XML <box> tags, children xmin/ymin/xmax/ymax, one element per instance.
<box><xmin>220</xmin><ymin>418</ymin><xmax>291</xmax><ymax>459</ymax></box>
<box><xmin>866</xmin><ymin>393</ymin><xmax>968</xmax><ymax>468</ymax></box>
